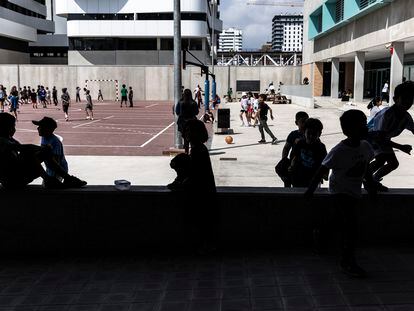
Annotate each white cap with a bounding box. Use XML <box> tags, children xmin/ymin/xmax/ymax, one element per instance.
<box><xmin>242</xmin><ymin>92</ymin><xmax>247</xmax><ymax>96</ymax></box>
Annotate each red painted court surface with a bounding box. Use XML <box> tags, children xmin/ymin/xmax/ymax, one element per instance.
<box><xmin>13</xmin><ymin>101</ymin><xmax>178</xmax><ymax>156</ymax></box>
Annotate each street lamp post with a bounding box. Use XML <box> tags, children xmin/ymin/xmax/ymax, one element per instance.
<box><xmin>174</xmin><ymin>0</ymin><xmax>183</xmax><ymax>149</ymax></box>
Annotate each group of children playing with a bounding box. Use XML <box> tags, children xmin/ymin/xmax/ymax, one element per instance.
<box><xmin>273</xmin><ymin>81</ymin><xmax>414</xmax><ymax>277</ymax></box>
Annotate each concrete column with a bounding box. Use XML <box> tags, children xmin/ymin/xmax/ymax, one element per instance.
<box><xmin>331</xmin><ymin>58</ymin><xmax>340</xmax><ymax>98</ymax></box>
<box><xmin>390</xmin><ymin>41</ymin><xmax>405</xmax><ymax>103</ymax></box>
<box><xmin>354</xmin><ymin>52</ymin><xmax>365</xmax><ymax>102</ymax></box>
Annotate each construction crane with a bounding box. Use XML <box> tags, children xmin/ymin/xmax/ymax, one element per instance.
<box><xmin>246</xmin><ymin>0</ymin><xmax>303</xmax><ymax>7</ymax></box>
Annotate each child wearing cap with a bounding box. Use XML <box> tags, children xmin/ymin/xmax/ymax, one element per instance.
<box><xmin>33</xmin><ymin>117</ymin><xmax>68</xmax><ymax>181</ymax></box>
<box><xmin>0</xmin><ymin>113</ymin><xmax>86</xmax><ymax>189</ymax></box>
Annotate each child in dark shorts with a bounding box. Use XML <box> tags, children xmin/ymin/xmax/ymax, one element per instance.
<box><xmin>368</xmin><ymin>81</ymin><xmax>414</xmax><ymax>189</ymax></box>
<box><xmin>276</xmin><ymin>111</ymin><xmax>309</xmax><ymax>187</ymax></box>
<box><xmin>305</xmin><ymin>110</ymin><xmax>379</xmax><ymax>278</ymax></box>
<box><xmin>289</xmin><ymin>118</ymin><xmax>327</xmax><ymax>187</ymax></box>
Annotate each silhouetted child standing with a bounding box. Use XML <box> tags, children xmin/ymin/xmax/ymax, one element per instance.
<box><xmin>32</xmin><ymin>117</ymin><xmax>68</xmax><ymax>181</ymax></box>
<box><xmin>277</xmin><ymin>111</ymin><xmax>309</xmax><ymax>187</ymax></box>
<box><xmin>289</xmin><ymin>118</ymin><xmax>326</xmax><ymax>188</ymax></box>
<box><xmin>306</xmin><ymin>110</ymin><xmax>377</xmax><ymax>278</ymax></box>
<box><xmin>368</xmin><ymin>81</ymin><xmax>414</xmax><ymax>188</ymax></box>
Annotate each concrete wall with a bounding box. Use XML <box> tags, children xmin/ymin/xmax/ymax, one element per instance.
<box><xmin>281</xmin><ymin>84</ymin><xmax>314</xmax><ymax>109</ymax></box>
<box><xmin>1</xmin><ymin>186</ymin><xmax>414</xmax><ymax>255</ymax></box>
<box><xmin>68</xmin><ymin>50</ymin><xmax>211</xmax><ymax>66</ymax></box>
<box><xmin>0</xmin><ymin>49</ymin><xmax>29</xmax><ymax>65</ymax></box>
<box><xmin>0</xmin><ymin>65</ymin><xmax>302</xmax><ymax>101</ymax></box>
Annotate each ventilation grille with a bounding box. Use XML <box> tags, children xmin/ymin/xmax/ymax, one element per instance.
<box><xmin>359</xmin><ymin>0</ymin><xmax>376</xmax><ymax>10</ymax></box>
<box><xmin>335</xmin><ymin>0</ymin><xmax>344</xmax><ymax>23</ymax></box>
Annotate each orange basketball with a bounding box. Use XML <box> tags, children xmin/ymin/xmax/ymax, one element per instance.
<box><xmin>225</xmin><ymin>136</ymin><xmax>233</xmax><ymax>144</ymax></box>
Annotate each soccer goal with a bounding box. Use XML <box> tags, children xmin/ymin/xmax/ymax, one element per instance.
<box><xmin>85</xmin><ymin>79</ymin><xmax>120</xmax><ymax>101</ymax></box>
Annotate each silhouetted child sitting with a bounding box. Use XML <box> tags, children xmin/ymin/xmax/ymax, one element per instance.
<box><xmin>368</xmin><ymin>81</ymin><xmax>414</xmax><ymax>189</ymax></box>
<box><xmin>305</xmin><ymin>110</ymin><xmax>378</xmax><ymax>278</ymax></box>
<box><xmin>289</xmin><ymin>118</ymin><xmax>327</xmax><ymax>187</ymax></box>
<box><xmin>0</xmin><ymin>113</ymin><xmax>86</xmax><ymax>189</ymax></box>
<box><xmin>167</xmin><ymin>153</ymin><xmax>191</xmax><ymax>191</ymax></box>
<box><xmin>32</xmin><ymin>117</ymin><xmax>68</xmax><ymax>181</ymax></box>
<box><xmin>276</xmin><ymin>111</ymin><xmax>309</xmax><ymax>187</ymax></box>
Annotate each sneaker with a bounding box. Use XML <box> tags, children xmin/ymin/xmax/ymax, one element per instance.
<box><xmin>63</xmin><ymin>175</ymin><xmax>87</xmax><ymax>188</ymax></box>
<box><xmin>240</xmin><ymin>123</ymin><xmax>245</xmax><ymax>127</ymax></box>
<box><xmin>86</xmin><ymin>116</ymin><xmax>90</xmax><ymax>120</ymax></box>
<box><xmin>258</xmin><ymin>140</ymin><xmax>266</xmax><ymax>144</ymax></box>
<box><xmin>43</xmin><ymin>177</ymin><xmax>65</xmax><ymax>189</ymax></box>
<box><xmin>339</xmin><ymin>260</ymin><xmax>367</xmax><ymax>278</ymax></box>
<box><xmin>376</xmin><ymin>182</ymin><xmax>389</xmax><ymax>192</ymax></box>
<box><xmin>271</xmin><ymin>138</ymin><xmax>278</xmax><ymax>145</ymax></box>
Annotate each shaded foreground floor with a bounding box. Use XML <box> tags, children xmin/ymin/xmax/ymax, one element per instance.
<box><xmin>1</xmin><ymin>248</ymin><xmax>414</xmax><ymax>310</ymax></box>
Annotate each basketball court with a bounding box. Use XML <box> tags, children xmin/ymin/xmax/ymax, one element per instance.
<box><xmin>13</xmin><ymin>101</ymin><xmax>177</xmax><ymax>156</ymax></box>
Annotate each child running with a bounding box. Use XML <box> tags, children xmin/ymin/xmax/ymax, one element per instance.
<box><xmin>85</xmin><ymin>90</ymin><xmax>94</xmax><ymax>120</ymax></box>
<box><xmin>8</xmin><ymin>86</ymin><xmax>19</xmax><ymax>121</ymax></box>
<box><xmin>305</xmin><ymin>110</ymin><xmax>378</xmax><ymax>278</ymax></box>
<box><xmin>30</xmin><ymin>88</ymin><xmax>38</xmax><ymax>109</ymax></box>
<box><xmin>289</xmin><ymin>118</ymin><xmax>327</xmax><ymax>187</ymax></box>
<box><xmin>368</xmin><ymin>81</ymin><xmax>414</xmax><ymax>188</ymax></box>
<box><xmin>257</xmin><ymin>94</ymin><xmax>277</xmax><ymax>144</ymax></box>
<box><xmin>61</xmin><ymin>88</ymin><xmax>71</xmax><ymax>121</ymax></box>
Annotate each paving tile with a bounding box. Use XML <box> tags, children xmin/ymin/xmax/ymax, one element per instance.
<box><xmin>163</xmin><ymin>290</ymin><xmax>192</xmax><ymax>302</ymax></box>
<box><xmin>158</xmin><ymin>302</ymin><xmax>189</xmax><ymax>311</ymax></box>
<box><xmin>344</xmin><ymin>294</ymin><xmax>382</xmax><ymax>306</ymax></box>
<box><xmin>0</xmin><ymin>296</ymin><xmax>22</xmax><ymax>307</ymax></box>
<box><xmin>194</xmin><ymin>280</ymin><xmax>220</xmax><ymax>289</ymax></box>
<box><xmin>166</xmin><ymin>280</ymin><xmax>193</xmax><ymax>290</ymax></box>
<box><xmin>280</xmin><ymin>285</ymin><xmax>309</xmax><ymax>297</ymax></box>
<box><xmin>385</xmin><ymin>305</ymin><xmax>414</xmax><ymax>311</ymax></box>
<box><xmin>251</xmin><ymin>286</ymin><xmax>278</xmax><ymax>298</ymax></box>
<box><xmin>127</xmin><ymin>303</ymin><xmax>157</xmax><ymax>311</ymax></box>
<box><xmin>250</xmin><ymin>278</ymin><xmax>275</xmax><ymax>287</ymax></box>
<box><xmin>282</xmin><ymin>296</ymin><xmax>314</xmax><ymax>309</ymax></box>
<box><xmin>99</xmin><ymin>304</ymin><xmax>130</xmax><ymax>311</ymax></box>
<box><xmin>76</xmin><ymin>293</ymin><xmax>106</xmax><ymax>304</ymax></box>
<box><xmin>221</xmin><ymin>299</ymin><xmax>251</xmax><ymax>311</ymax></box>
<box><xmin>133</xmin><ymin>291</ymin><xmax>163</xmax><ymax>303</ymax></box>
<box><xmin>313</xmin><ymin>294</ymin><xmax>347</xmax><ymax>307</ymax></box>
<box><xmin>189</xmin><ymin>300</ymin><xmax>220</xmax><ymax>311</ymax></box>
<box><xmin>18</xmin><ymin>295</ymin><xmax>49</xmax><ymax>306</ymax></box>
<box><xmin>222</xmin><ymin>287</ymin><xmax>249</xmax><ymax>300</ymax></box>
<box><xmin>251</xmin><ymin>297</ymin><xmax>283</xmax><ymax>310</ymax></box>
<box><xmin>193</xmin><ymin>289</ymin><xmax>221</xmax><ymax>300</ymax></box>
<box><xmin>105</xmin><ymin>292</ymin><xmax>135</xmax><ymax>303</ymax></box>
<box><xmin>377</xmin><ymin>292</ymin><xmax>414</xmax><ymax>305</ymax></box>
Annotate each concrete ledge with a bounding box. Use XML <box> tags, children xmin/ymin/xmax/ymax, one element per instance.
<box><xmin>1</xmin><ymin>186</ymin><xmax>414</xmax><ymax>254</ymax></box>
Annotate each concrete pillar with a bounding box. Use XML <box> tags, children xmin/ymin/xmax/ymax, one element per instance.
<box><xmin>390</xmin><ymin>41</ymin><xmax>405</xmax><ymax>103</ymax></box>
<box><xmin>331</xmin><ymin>58</ymin><xmax>340</xmax><ymax>99</ymax></box>
<box><xmin>354</xmin><ymin>52</ymin><xmax>365</xmax><ymax>102</ymax></box>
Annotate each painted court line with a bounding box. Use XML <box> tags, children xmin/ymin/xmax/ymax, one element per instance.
<box><xmin>145</xmin><ymin>103</ymin><xmax>159</xmax><ymax>108</ymax></box>
<box><xmin>65</xmin><ymin>144</ymin><xmax>142</xmax><ymax>148</ymax></box>
<box><xmin>140</xmin><ymin>122</ymin><xmax>175</xmax><ymax>148</ymax></box>
<box><xmin>71</xmin><ymin>115</ymin><xmax>113</xmax><ymax>129</ymax></box>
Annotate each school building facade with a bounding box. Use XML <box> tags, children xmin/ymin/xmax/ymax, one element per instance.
<box><xmin>302</xmin><ymin>0</ymin><xmax>414</xmax><ymax>102</ymax></box>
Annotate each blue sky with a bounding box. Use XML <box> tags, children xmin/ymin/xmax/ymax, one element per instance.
<box><xmin>220</xmin><ymin>1</ymin><xmax>302</xmax><ymax>50</ymax></box>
